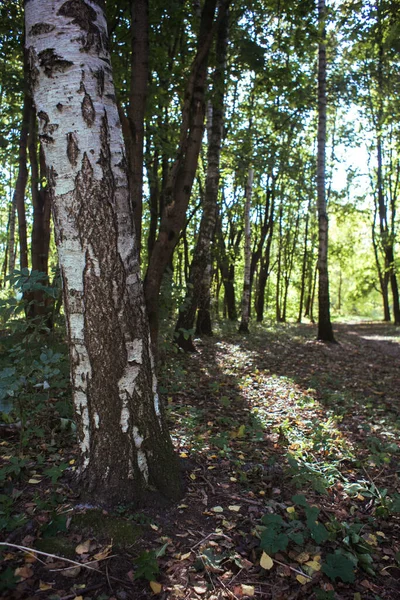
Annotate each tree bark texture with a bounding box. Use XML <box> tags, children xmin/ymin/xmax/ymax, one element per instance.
<box><xmin>124</xmin><ymin>0</ymin><xmax>148</xmax><ymax>256</ymax></box>
<box><xmin>239</xmin><ymin>168</ymin><xmax>253</xmax><ymax>333</ymax></box>
<box><xmin>174</xmin><ymin>8</ymin><xmax>229</xmax><ymax>350</ymax></box>
<box><xmin>144</xmin><ymin>0</ymin><xmax>223</xmax><ymax>353</ymax></box>
<box><xmin>317</xmin><ymin>0</ymin><xmax>335</xmax><ymax>342</ymax></box>
<box><xmin>14</xmin><ymin>86</ymin><xmax>30</xmax><ymax>271</ymax></box>
<box><xmin>25</xmin><ymin>0</ymin><xmax>180</xmax><ymax>506</ymax></box>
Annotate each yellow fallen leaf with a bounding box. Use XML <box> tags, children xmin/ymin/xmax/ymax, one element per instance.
<box><xmin>363</xmin><ymin>533</ymin><xmax>377</xmax><ymax>546</ymax></box>
<box><xmin>241</xmin><ymin>584</ymin><xmax>255</xmax><ymax>596</ymax></box>
<box><xmin>376</xmin><ymin>531</ymin><xmax>386</xmax><ymax>538</ymax></box>
<box><xmin>190</xmin><ymin>474</ymin><xmax>196</xmax><ymax>480</ymax></box>
<box><xmin>73</xmin><ymin>597</ymin><xmax>83</xmax><ymax>600</ymax></box>
<box><xmin>295</xmin><ymin>552</ymin><xmax>310</xmax><ymax>564</ymax></box>
<box><xmin>93</xmin><ymin>544</ymin><xmax>112</xmax><ymax>560</ymax></box>
<box><xmin>296</xmin><ymin>575</ymin><xmax>309</xmax><ymax>585</ymax></box>
<box><xmin>260</xmin><ymin>552</ymin><xmax>274</xmax><ymax>570</ymax></box>
<box><xmin>178</xmin><ymin>504</ymin><xmax>188</xmax><ymax>509</ymax></box>
<box><xmin>211</xmin><ymin>506</ymin><xmax>224</xmax><ymax>513</ymax></box>
<box><xmin>150</xmin><ymin>581</ymin><xmax>162</xmax><ymax>594</ymax></box>
<box><xmin>353</xmin><ymin>593</ymin><xmax>362</xmax><ymax>600</ymax></box>
<box><xmin>237</xmin><ymin>425</ymin><xmax>246</xmax><ymax>438</ymax></box>
<box><xmin>228</xmin><ymin>505</ymin><xmax>241</xmax><ymax>512</ymax></box>
<box><xmin>75</xmin><ymin>539</ymin><xmax>91</xmax><ymax>555</ymax></box>
<box><xmin>28</xmin><ymin>478</ymin><xmax>41</xmax><ymax>484</ymax></box>
<box><xmin>305</xmin><ymin>560</ymin><xmax>321</xmax><ymax>572</ymax></box>
<box><xmin>39</xmin><ymin>581</ymin><xmax>53</xmax><ymax>591</ymax></box>
<box><xmin>150</xmin><ymin>524</ymin><xmax>159</xmax><ymax>531</ymax></box>
<box><xmin>180</xmin><ymin>452</ymin><xmax>188</xmax><ymax>458</ymax></box>
<box><xmin>286</xmin><ymin>506</ymin><xmax>296</xmax><ymax>514</ymax></box>
<box><xmin>180</xmin><ymin>552</ymin><xmax>191</xmax><ymax>560</ymax></box>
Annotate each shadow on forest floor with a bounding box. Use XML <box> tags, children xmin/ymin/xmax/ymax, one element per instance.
<box><xmin>1</xmin><ymin>321</ymin><xmax>400</xmax><ymax>600</ymax></box>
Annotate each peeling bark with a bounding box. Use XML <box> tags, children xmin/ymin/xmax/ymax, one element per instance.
<box><xmin>26</xmin><ymin>0</ymin><xmax>180</xmax><ymax>506</ymax></box>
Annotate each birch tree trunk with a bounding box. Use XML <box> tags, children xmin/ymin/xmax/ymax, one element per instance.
<box><xmin>25</xmin><ymin>0</ymin><xmax>180</xmax><ymax>506</ymax></box>
<box><xmin>317</xmin><ymin>0</ymin><xmax>335</xmax><ymax>342</ymax></box>
<box><xmin>238</xmin><ymin>168</ymin><xmax>253</xmax><ymax>333</ymax></box>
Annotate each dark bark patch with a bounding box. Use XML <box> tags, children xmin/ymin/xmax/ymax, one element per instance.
<box><xmin>93</xmin><ymin>68</ymin><xmax>105</xmax><ymax>97</ymax></box>
<box><xmin>82</xmin><ymin>93</ymin><xmax>95</xmax><ymax>127</ymax></box>
<box><xmin>38</xmin><ymin>48</ymin><xmax>73</xmax><ymax>77</ymax></box>
<box><xmin>67</xmin><ymin>132</ymin><xmax>80</xmax><ymax>167</ymax></box>
<box><xmin>58</xmin><ymin>0</ymin><xmax>103</xmax><ymax>52</ymax></box>
<box><xmin>29</xmin><ymin>23</ymin><xmax>56</xmax><ymax>36</ymax></box>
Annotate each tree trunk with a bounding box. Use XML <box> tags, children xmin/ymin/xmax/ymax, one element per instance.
<box><xmin>125</xmin><ymin>0</ymin><xmax>149</xmax><ymax>257</ymax></box>
<box><xmin>175</xmin><ymin>8</ymin><xmax>229</xmax><ymax>350</ymax></box>
<box><xmin>297</xmin><ymin>206</ymin><xmax>310</xmax><ymax>323</ymax></box>
<box><xmin>14</xmin><ymin>85</ymin><xmax>30</xmax><ymax>271</ymax></box>
<box><xmin>239</xmin><ymin>168</ymin><xmax>253</xmax><ymax>333</ymax></box>
<box><xmin>27</xmin><ymin>106</ymin><xmax>53</xmax><ymax>322</ymax></box>
<box><xmin>144</xmin><ymin>0</ymin><xmax>223</xmax><ymax>354</ymax></box>
<box><xmin>26</xmin><ymin>0</ymin><xmax>180</xmax><ymax>507</ymax></box>
<box><xmin>317</xmin><ymin>0</ymin><xmax>335</xmax><ymax>342</ymax></box>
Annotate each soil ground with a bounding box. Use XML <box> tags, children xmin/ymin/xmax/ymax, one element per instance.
<box><xmin>1</xmin><ymin>321</ymin><xmax>400</xmax><ymax>600</ymax></box>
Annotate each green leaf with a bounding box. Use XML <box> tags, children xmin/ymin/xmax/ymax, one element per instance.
<box><xmin>322</xmin><ymin>552</ymin><xmax>356</xmax><ymax>583</ymax></box>
<box><xmin>134</xmin><ymin>550</ymin><xmax>159</xmax><ymax>581</ymax></box>
<box><xmin>260</xmin><ymin>528</ymin><xmax>289</xmax><ymax>554</ymax></box>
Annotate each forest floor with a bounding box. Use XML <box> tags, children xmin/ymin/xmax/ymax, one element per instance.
<box><xmin>1</xmin><ymin>321</ymin><xmax>400</xmax><ymax>600</ymax></box>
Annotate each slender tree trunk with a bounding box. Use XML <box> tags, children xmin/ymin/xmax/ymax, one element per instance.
<box><xmin>7</xmin><ymin>193</ymin><xmax>17</xmax><ymax>277</ymax></box>
<box><xmin>14</xmin><ymin>86</ymin><xmax>30</xmax><ymax>271</ymax></box>
<box><xmin>175</xmin><ymin>9</ymin><xmax>228</xmax><ymax>350</ymax></box>
<box><xmin>317</xmin><ymin>0</ymin><xmax>335</xmax><ymax>342</ymax></box>
<box><xmin>144</xmin><ymin>0</ymin><xmax>225</xmax><ymax>354</ymax></box>
<box><xmin>125</xmin><ymin>0</ymin><xmax>149</xmax><ymax>257</ymax></box>
<box><xmin>26</xmin><ymin>0</ymin><xmax>180</xmax><ymax>506</ymax></box>
<box><xmin>256</xmin><ymin>191</ymin><xmax>275</xmax><ymax>323</ymax></box>
<box><xmin>298</xmin><ymin>206</ymin><xmax>310</xmax><ymax>323</ymax></box>
<box><xmin>239</xmin><ymin>168</ymin><xmax>253</xmax><ymax>333</ymax></box>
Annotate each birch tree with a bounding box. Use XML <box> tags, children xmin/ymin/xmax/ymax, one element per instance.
<box><xmin>25</xmin><ymin>0</ymin><xmax>180</xmax><ymax>506</ymax></box>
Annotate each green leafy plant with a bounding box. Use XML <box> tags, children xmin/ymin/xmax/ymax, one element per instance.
<box><xmin>134</xmin><ymin>550</ymin><xmax>160</xmax><ymax>581</ymax></box>
<box><xmin>322</xmin><ymin>551</ymin><xmax>356</xmax><ymax>583</ymax></box>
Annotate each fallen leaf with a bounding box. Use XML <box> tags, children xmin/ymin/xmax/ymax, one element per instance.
<box><xmin>150</xmin><ymin>523</ymin><xmax>159</xmax><ymax>531</ymax></box>
<box><xmin>28</xmin><ymin>478</ymin><xmax>41</xmax><ymax>484</ymax></box>
<box><xmin>150</xmin><ymin>581</ymin><xmax>162</xmax><ymax>594</ymax></box>
<box><xmin>228</xmin><ymin>505</ymin><xmax>241</xmax><ymax>512</ymax></box>
<box><xmin>61</xmin><ymin>566</ymin><xmax>81</xmax><ymax>578</ymax></box>
<box><xmin>180</xmin><ymin>452</ymin><xmax>188</xmax><ymax>458</ymax></box>
<box><xmin>193</xmin><ymin>586</ymin><xmax>207</xmax><ymax>594</ymax></box>
<box><xmin>190</xmin><ymin>474</ymin><xmax>196</xmax><ymax>480</ymax></box>
<box><xmin>180</xmin><ymin>552</ymin><xmax>191</xmax><ymax>560</ymax></box>
<box><xmin>94</xmin><ymin>544</ymin><xmax>112</xmax><ymax>560</ymax></box>
<box><xmin>39</xmin><ymin>581</ymin><xmax>53</xmax><ymax>591</ymax></box>
<box><xmin>241</xmin><ymin>584</ymin><xmax>255</xmax><ymax>596</ymax></box>
<box><xmin>295</xmin><ymin>552</ymin><xmax>310</xmax><ymax>564</ymax></box>
<box><xmin>260</xmin><ymin>552</ymin><xmax>274</xmax><ymax>570</ymax></box>
<box><xmin>353</xmin><ymin>593</ymin><xmax>362</xmax><ymax>600</ymax></box>
<box><xmin>14</xmin><ymin>565</ymin><xmax>33</xmax><ymax>580</ymax></box>
<box><xmin>296</xmin><ymin>575</ymin><xmax>309</xmax><ymax>585</ymax></box>
<box><xmin>211</xmin><ymin>506</ymin><xmax>224</xmax><ymax>513</ymax></box>
<box><xmin>178</xmin><ymin>504</ymin><xmax>188</xmax><ymax>509</ymax></box>
<box><xmin>305</xmin><ymin>560</ymin><xmax>321</xmax><ymax>572</ymax></box>
<box><xmin>75</xmin><ymin>539</ymin><xmax>91</xmax><ymax>555</ymax></box>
